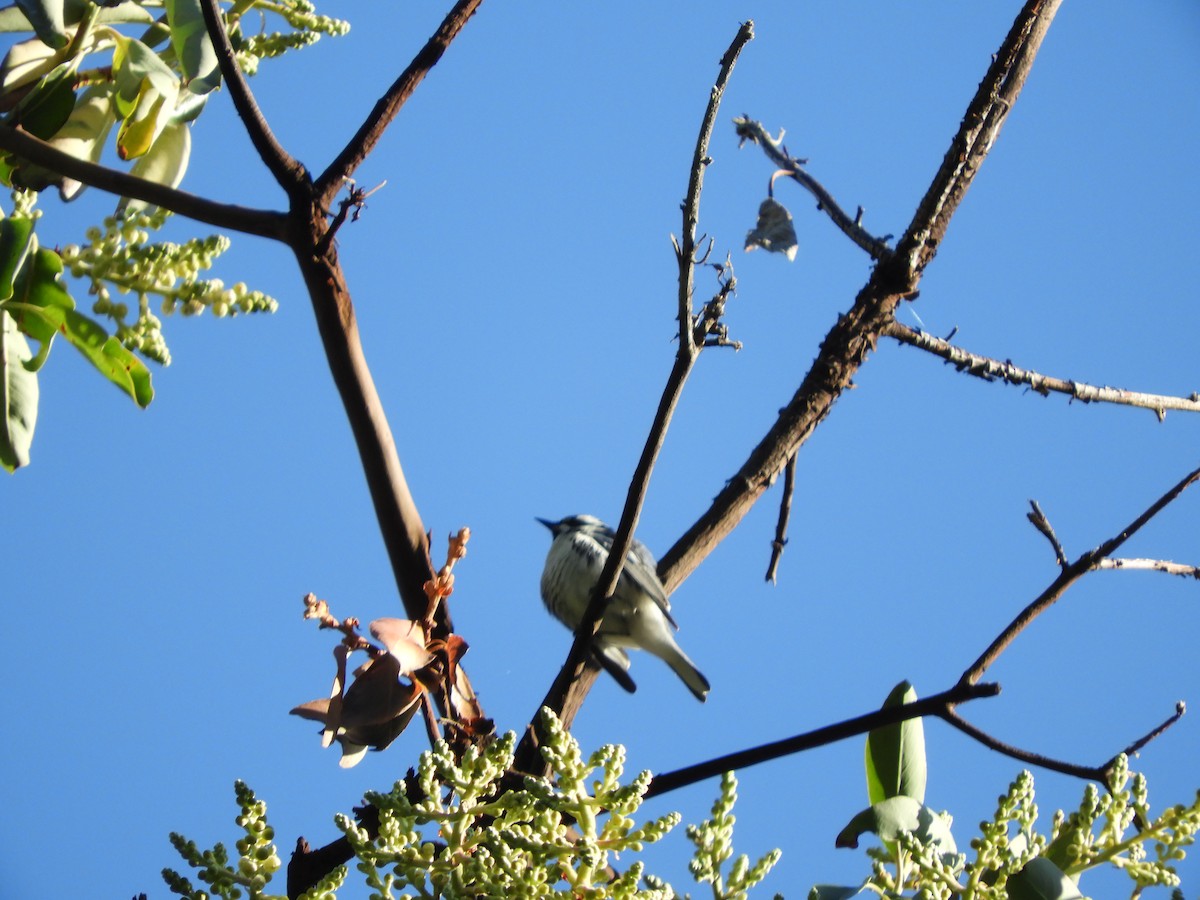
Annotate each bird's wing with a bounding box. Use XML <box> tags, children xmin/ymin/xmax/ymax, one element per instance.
<box><xmin>586</xmin><ymin>524</ymin><xmax>677</xmax><ymax>627</ymax></box>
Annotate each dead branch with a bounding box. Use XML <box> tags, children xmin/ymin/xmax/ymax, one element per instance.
<box><xmin>960</xmin><ymin>464</ymin><xmax>1200</xmax><ymax>687</ymax></box>
<box><xmin>885</xmin><ymin>320</ymin><xmax>1200</xmax><ymax>420</ymax></box>
<box><xmin>732</xmin><ymin>117</ymin><xmax>891</xmax><ymax>260</ymax></box>
<box><xmin>657</xmin><ymin>0</ymin><xmax>1065</xmax><ymax>597</ymax></box>
<box><xmin>1027</xmin><ymin>500</ymin><xmax>1068</xmax><ymax>568</ymax></box>
<box><xmin>314</xmin><ymin>0</ymin><xmax>487</xmax><ymax>207</ymax></box>
<box><xmin>765</xmin><ymin>453</ymin><xmax>796</xmax><ymax>583</ymax></box>
<box><xmin>513</xmin><ymin>21</ymin><xmax>755</xmax><ymax>778</ymax></box>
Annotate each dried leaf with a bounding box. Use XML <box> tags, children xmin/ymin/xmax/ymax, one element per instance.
<box><xmin>369</xmin><ymin>618</ymin><xmax>433</xmax><ymax>674</ymax></box>
<box><xmin>745</xmin><ymin>197</ymin><xmax>798</xmax><ymax>261</ymax></box>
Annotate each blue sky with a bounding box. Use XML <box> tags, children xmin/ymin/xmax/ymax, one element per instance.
<box><xmin>4</xmin><ymin>2</ymin><xmax>1200</xmax><ymax>897</ymax></box>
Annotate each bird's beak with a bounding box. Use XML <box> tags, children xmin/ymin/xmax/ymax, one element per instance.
<box><xmin>536</xmin><ymin>517</ymin><xmax>556</xmax><ymax>533</ymax></box>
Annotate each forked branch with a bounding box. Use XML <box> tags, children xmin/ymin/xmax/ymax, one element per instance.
<box><xmin>647</xmin><ymin>467</ymin><xmax>1197</xmax><ymax>800</ymax></box>
<box><xmin>657</xmin><ymin>0</ymin><xmax>1065</xmax><ymax>595</ymax></box>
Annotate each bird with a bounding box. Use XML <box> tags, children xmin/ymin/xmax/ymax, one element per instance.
<box><xmin>537</xmin><ymin>514</ymin><xmax>710</xmax><ymax>701</ymax></box>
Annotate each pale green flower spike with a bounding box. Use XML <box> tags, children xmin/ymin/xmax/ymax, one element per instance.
<box><xmin>835</xmin><ymin>754</ymin><xmax>1199</xmax><ymax>899</ymax></box>
<box><xmin>59</xmin><ymin>209</ymin><xmax>279</xmax><ymax>365</ymax></box>
<box><xmin>687</xmin><ymin>771</ymin><xmax>782</xmax><ymax>900</ymax></box>
<box><xmin>163</xmin><ymin>711</ymin><xmax>783</xmax><ymax>899</ymax></box>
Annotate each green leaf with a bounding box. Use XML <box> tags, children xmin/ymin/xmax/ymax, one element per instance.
<box><xmin>14</xmin><ymin>0</ymin><xmax>67</xmax><ymax>49</ymax></box>
<box><xmin>0</xmin><ymin>215</ymin><xmax>35</xmax><ymax>300</ymax></box>
<box><xmin>1006</xmin><ymin>857</ymin><xmax>1085</xmax><ymax>900</ymax></box>
<box><xmin>112</xmin><ymin>34</ymin><xmax>179</xmax><ymax>107</ymax></box>
<box><xmin>5</xmin><ymin>242</ymin><xmax>75</xmax><ymax>371</ymax></box>
<box><xmin>9</xmin><ymin>83</ymin><xmax>115</xmax><ymax>197</ymax></box>
<box><xmin>9</xmin><ymin>59</ymin><xmax>76</xmax><ymax>139</ymax></box>
<box><xmin>64</xmin><ymin>0</ymin><xmax>154</xmax><ymax>27</ymax></box>
<box><xmin>121</xmin><ymin>118</ymin><xmax>189</xmax><ymax>212</ymax></box>
<box><xmin>0</xmin><ymin>36</ymin><xmax>58</xmax><ymax>92</ymax></box>
<box><xmin>835</xmin><ymin>796</ymin><xmax>956</xmax><ymax>853</ymax></box>
<box><xmin>60</xmin><ymin>309</ymin><xmax>153</xmax><ymax>406</ymax></box>
<box><xmin>865</xmin><ymin>681</ymin><xmax>927</xmax><ymax>804</ymax></box>
<box><xmin>165</xmin><ymin>0</ymin><xmax>220</xmax><ymax>94</ymax></box>
<box><xmin>0</xmin><ymin>307</ymin><xmax>37</xmax><ymax>471</ymax></box>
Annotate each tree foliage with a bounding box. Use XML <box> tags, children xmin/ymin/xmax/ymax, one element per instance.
<box><xmin>3</xmin><ymin>2</ymin><xmax>1198</xmax><ymax>898</ymax></box>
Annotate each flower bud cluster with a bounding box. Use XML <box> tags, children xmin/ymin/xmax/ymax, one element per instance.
<box><xmin>59</xmin><ymin>210</ymin><xmax>278</xmax><ymax>365</ymax></box>
<box><xmin>228</xmin><ymin>0</ymin><xmax>350</xmax><ymax>74</ymax></box>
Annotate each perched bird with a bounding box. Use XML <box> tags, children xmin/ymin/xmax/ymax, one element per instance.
<box><xmin>537</xmin><ymin>514</ymin><xmax>710</xmax><ymax>701</ymax></box>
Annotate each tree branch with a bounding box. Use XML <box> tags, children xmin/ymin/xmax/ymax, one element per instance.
<box><xmin>900</xmin><ymin>0</ymin><xmax>1063</xmax><ymax>277</ymax></box>
<box><xmin>1027</xmin><ymin>499</ymin><xmax>1068</xmax><ymax>568</ymax></box>
<box><xmin>764</xmin><ymin>452</ymin><xmax>796</xmax><ymax>583</ymax></box>
<box><xmin>959</xmin><ymin>464</ymin><xmax>1200</xmax><ymax>687</ymax></box>
<box><xmin>885</xmin><ymin>320</ymin><xmax>1200</xmax><ymax>420</ymax></box>
<box><xmin>513</xmin><ymin>22</ymin><xmax>754</xmax><ymax>778</ymax></box>
<box><xmin>732</xmin><ymin>117</ymin><xmax>892</xmax><ymax>260</ymax></box>
<box><xmin>1096</xmin><ymin>558</ymin><xmax>1200</xmax><ymax>578</ymax></box>
<box><xmin>0</xmin><ymin>123</ymin><xmax>289</xmax><ymax>241</ymax></box>
<box><xmin>313</xmin><ymin>0</ymin><xmax>486</xmax><ymax>207</ymax></box>
<box><xmin>657</xmin><ymin>0</ymin><xmax>1063</xmax><ymax>595</ymax></box>
<box><xmin>197</xmin><ymin>0</ymin><xmax>309</xmax><ymax>197</ymax></box>
<box><xmin>645</xmin><ymin>681</ymin><xmax>999</xmax><ymax>799</ymax></box>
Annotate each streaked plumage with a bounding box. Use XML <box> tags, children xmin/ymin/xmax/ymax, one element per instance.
<box><xmin>538</xmin><ymin>514</ymin><xmax>710</xmax><ymax>701</ymax></box>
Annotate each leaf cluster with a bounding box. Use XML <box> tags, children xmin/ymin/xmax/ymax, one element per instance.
<box><xmin>817</xmin><ymin>683</ymin><xmax>1200</xmax><ymax>899</ymax></box>
<box><xmin>0</xmin><ymin>0</ymin><xmax>344</xmax><ymax>469</ymax></box>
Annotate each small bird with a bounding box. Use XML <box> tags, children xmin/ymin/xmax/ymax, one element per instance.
<box><xmin>537</xmin><ymin>514</ymin><xmax>710</xmax><ymax>701</ymax></box>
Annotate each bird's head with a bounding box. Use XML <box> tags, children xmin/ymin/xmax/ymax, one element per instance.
<box><xmin>536</xmin><ymin>514</ymin><xmax>605</xmax><ymax>537</ymax></box>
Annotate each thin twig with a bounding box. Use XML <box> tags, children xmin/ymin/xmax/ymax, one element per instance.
<box><xmin>885</xmin><ymin>320</ymin><xmax>1200</xmax><ymax>420</ymax></box>
<box><xmin>314</xmin><ymin>0</ymin><xmax>486</xmax><ymax>207</ymax></box>
<box><xmin>1027</xmin><ymin>500</ymin><xmax>1068</xmax><ymax>568</ymax></box>
<box><xmin>657</xmin><ymin>0</ymin><xmax>1063</xmax><ymax>596</ymax></box>
<box><xmin>936</xmin><ymin>707</ymin><xmax>1106</xmax><ymax>782</ymax></box>
<box><xmin>765</xmin><ymin>453</ymin><xmax>796</xmax><ymax>582</ymax></box>
<box><xmin>197</xmin><ymin>0</ymin><xmax>308</xmax><ymax>196</ymax></box>
<box><xmin>1121</xmin><ymin>701</ymin><xmax>1186</xmax><ymax>758</ymax></box>
<box><xmin>645</xmin><ymin>681</ymin><xmax>999</xmax><ymax>799</ymax></box>
<box><xmin>960</xmin><ymin>464</ymin><xmax>1200</xmax><ymax>687</ymax></box>
<box><xmin>512</xmin><ymin>23</ymin><xmax>754</xmax><ymax>778</ymax></box>
<box><xmin>677</xmin><ymin>21</ymin><xmax>755</xmax><ymax>348</ymax></box>
<box><xmin>1097</xmin><ymin>558</ymin><xmax>1200</xmax><ymax>579</ymax></box>
<box><xmin>0</xmin><ymin>124</ymin><xmax>289</xmax><ymax>241</ymax></box>
<box><xmin>733</xmin><ymin>117</ymin><xmax>891</xmax><ymax>260</ymax></box>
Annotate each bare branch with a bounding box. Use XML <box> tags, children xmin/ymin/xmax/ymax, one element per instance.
<box><xmin>1097</xmin><ymin>558</ymin><xmax>1200</xmax><ymax>579</ymax></box>
<box><xmin>936</xmin><ymin>706</ymin><xmax>1107</xmax><ymax>782</ymax></box>
<box><xmin>765</xmin><ymin>453</ymin><xmax>796</xmax><ymax>583</ymax></box>
<box><xmin>886</xmin><ymin>320</ymin><xmax>1200</xmax><ymax>419</ymax></box>
<box><xmin>960</xmin><ymin>464</ymin><xmax>1200</xmax><ymax>687</ymax></box>
<box><xmin>314</xmin><ymin>0</ymin><xmax>486</xmax><ymax>207</ymax></box>
<box><xmin>514</xmin><ymin>24</ymin><xmax>754</xmax><ymax>776</ymax></box>
<box><xmin>1122</xmin><ymin>701</ymin><xmax>1187</xmax><ymax>758</ymax></box>
<box><xmin>658</xmin><ymin>0</ymin><xmax>1063</xmax><ymax>595</ymax></box>
<box><xmin>197</xmin><ymin>0</ymin><xmax>308</xmax><ymax>196</ymax></box>
<box><xmin>901</xmin><ymin>0</ymin><xmax>1064</xmax><ymax>277</ymax></box>
<box><xmin>733</xmin><ymin>116</ymin><xmax>891</xmax><ymax>260</ymax></box>
<box><xmin>1027</xmin><ymin>500</ymin><xmax>1068</xmax><ymax>568</ymax></box>
<box><xmin>678</xmin><ymin>21</ymin><xmax>755</xmax><ymax>347</ymax></box>
<box><xmin>0</xmin><ymin>124</ymin><xmax>289</xmax><ymax>241</ymax></box>
<box><xmin>645</xmin><ymin>681</ymin><xmax>999</xmax><ymax>799</ymax></box>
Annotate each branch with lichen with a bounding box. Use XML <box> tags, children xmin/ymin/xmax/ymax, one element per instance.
<box><xmin>886</xmin><ymin>320</ymin><xmax>1200</xmax><ymax>421</ymax></box>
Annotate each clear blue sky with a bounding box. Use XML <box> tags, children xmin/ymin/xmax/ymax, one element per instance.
<box><xmin>5</xmin><ymin>2</ymin><xmax>1200</xmax><ymax>897</ymax></box>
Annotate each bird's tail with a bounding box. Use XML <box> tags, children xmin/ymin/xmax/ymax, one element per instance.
<box><xmin>662</xmin><ymin>645</ymin><xmax>710</xmax><ymax>702</ymax></box>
